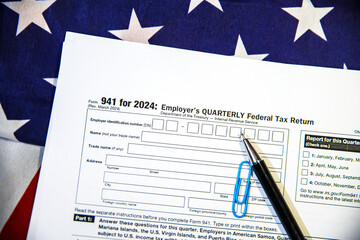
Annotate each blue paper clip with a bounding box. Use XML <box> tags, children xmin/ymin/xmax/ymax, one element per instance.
<box><xmin>232</xmin><ymin>160</ymin><xmax>252</xmax><ymax>218</ymax></box>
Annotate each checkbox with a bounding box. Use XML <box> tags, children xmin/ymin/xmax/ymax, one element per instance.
<box><xmin>201</xmin><ymin>124</ymin><xmax>213</xmax><ymax>135</ymax></box>
<box><xmin>152</xmin><ymin>119</ymin><xmax>164</xmax><ymax>130</ymax></box>
<box><xmin>303</xmin><ymin>151</ymin><xmax>310</xmax><ymax>158</ymax></box>
<box><xmin>272</xmin><ymin>131</ymin><xmax>284</xmax><ymax>142</ymax></box>
<box><xmin>229</xmin><ymin>127</ymin><xmax>241</xmax><ymax>138</ymax></box>
<box><xmin>244</xmin><ymin>128</ymin><xmax>255</xmax><ymax>139</ymax></box>
<box><xmin>302</xmin><ymin>160</ymin><xmax>309</xmax><ymax>167</ymax></box>
<box><xmin>187</xmin><ymin>122</ymin><xmax>199</xmax><ymax>134</ymax></box>
<box><xmin>216</xmin><ymin>125</ymin><xmax>227</xmax><ymax>137</ymax></box>
<box><xmin>301</xmin><ymin>169</ymin><xmax>308</xmax><ymax>176</ymax></box>
<box><xmin>301</xmin><ymin>178</ymin><xmax>308</xmax><ymax>185</ymax></box>
<box><xmin>258</xmin><ymin>129</ymin><xmax>270</xmax><ymax>141</ymax></box>
<box><xmin>166</xmin><ymin>120</ymin><xmax>178</xmax><ymax>131</ymax></box>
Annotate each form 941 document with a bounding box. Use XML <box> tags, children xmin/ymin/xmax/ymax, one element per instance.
<box><xmin>27</xmin><ymin>32</ymin><xmax>360</xmax><ymax>240</ymax></box>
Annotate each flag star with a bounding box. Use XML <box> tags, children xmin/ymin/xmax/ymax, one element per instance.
<box><xmin>188</xmin><ymin>0</ymin><xmax>223</xmax><ymax>14</ymax></box>
<box><xmin>282</xmin><ymin>0</ymin><xmax>333</xmax><ymax>42</ymax></box>
<box><xmin>43</xmin><ymin>77</ymin><xmax>57</xmax><ymax>86</ymax></box>
<box><xmin>108</xmin><ymin>9</ymin><xmax>163</xmax><ymax>44</ymax></box>
<box><xmin>234</xmin><ymin>34</ymin><xmax>268</xmax><ymax>60</ymax></box>
<box><xmin>1</xmin><ymin>0</ymin><xmax>56</xmax><ymax>36</ymax></box>
<box><xmin>343</xmin><ymin>63</ymin><xmax>348</xmax><ymax>70</ymax></box>
<box><xmin>0</xmin><ymin>103</ymin><xmax>29</xmax><ymax>141</ymax></box>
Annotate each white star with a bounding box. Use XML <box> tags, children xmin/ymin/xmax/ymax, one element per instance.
<box><xmin>0</xmin><ymin>104</ymin><xmax>29</xmax><ymax>141</ymax></box>
<box><xmin>234</xmin><ymin>34</ymin><xmax>268</xmax><ymax>60</ymax></box>
<box><xmin>43</xmin><ymin>77</ymin><xmax>57</xmax><ymax>86</ymax></box>
<box><xmin>343</xmin><ymin>63</ymin><xmax>348</xmax><ymax>70</ymax></box>
<box><xmin>188</xmin><ymin>0</ymin><xmax>223</xmax><ymax>14</ymax></box>
<box><xmin>282</xmin><ymin>0</ymin><xmax>333</xmax><ymax>42</ymax></box>
<box><xmin>1</xmin><ymin>0</ymin><xmax>56</xmax><ymax>36</ymax></box>
<box><xmin>108</xmin><ymin>9</ymin><xmax>163</xmax><ymax>44</ymax></box>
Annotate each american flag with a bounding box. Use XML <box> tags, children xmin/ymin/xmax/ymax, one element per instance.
<box><xmin>0</xmin><ymin>0</ymin><xmax>359</xmax><ymax>238</ymax></box>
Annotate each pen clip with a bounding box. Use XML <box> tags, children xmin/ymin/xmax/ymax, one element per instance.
<box><xmin>232</xmin><ymin>160</ymin><xmax>252</xmax><ymax>218</ymax></box>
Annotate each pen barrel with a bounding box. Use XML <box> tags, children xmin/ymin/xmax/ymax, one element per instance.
<box><xmin>253</xmin><ymin>161</ymin><xmax>305</xmax><ymax>240</ymax></box>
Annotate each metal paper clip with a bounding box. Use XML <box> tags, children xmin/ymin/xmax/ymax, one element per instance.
<box><xmin>232</xmin><ymin>160</ymin><xmax>252</xmax><ymax>218</ymax></box>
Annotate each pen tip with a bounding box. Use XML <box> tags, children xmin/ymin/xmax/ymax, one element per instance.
<box><xmin>240</xmin><ymin>133</ymin><xmax>245</xmax><ymax>140</ymax></box>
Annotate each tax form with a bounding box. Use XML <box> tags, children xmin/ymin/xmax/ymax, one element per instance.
<box><xmin>27</xmin><ymin>32</ymin><xmax>360</xmax><ymax>240</ymax></box>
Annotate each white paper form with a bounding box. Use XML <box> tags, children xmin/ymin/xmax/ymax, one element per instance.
<box><xmin>27</xmin><ymin>32</ymin><xmax>360</xmax><ymax>240</ymax></box>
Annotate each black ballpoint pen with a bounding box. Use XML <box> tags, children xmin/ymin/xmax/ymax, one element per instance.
<box><xmin>241</xmin><ymin>134</ymin><xmax>306</xmax><ymax>240</ymax></box>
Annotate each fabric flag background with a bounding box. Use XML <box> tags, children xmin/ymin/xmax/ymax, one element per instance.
<box><xmin>0</xmin><ymin>0</ymin><xmax>359</xmax><ymax>239</ymax></box>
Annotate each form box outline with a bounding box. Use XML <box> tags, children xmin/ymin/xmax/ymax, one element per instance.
<box><xmin>127</xmin><ymin>143</ymin><xmax>283</xmax><ymax>169</ymax></box>
<box><xmin>106</xmin><ymin>154</ymin><xmax>282</xmax><ymax>182</ymax></box>
<box><xmin>141</xmin><ymin>131</ymin><xmax>285</xmax><ymax>156</ymax></box>
<box><xmin>214</xmin><ymin>182</ymin><xmax>271</xmax><ymax>206</ymax></box>
<box><xmin>128</xmin><ymin>143</ymin><xmax>245</xmax><ymax>166</ymax></box>
<box><xmin>103</xmin><ymin>171</ymin><xmax>211</xmax><ymax>193</ymax></box>
<box><xmin>188</xmin><ymin>197</ymin><xmax>234</xmax><ymax>213</ymax></box>
<box><xmin>187</xmin><ymin>197</ymin><xmax>274</xmax><ymax>218</ymax></box>
<box><xmin>214</xmin><ymin>181</ymin><xmax>281</xmax><ymax>199</ymax></box>
<box><xmin>106</xmin><ymin>154</ymin><xmax>240</xmax><ymax>179</ymax></box>
<box><xmin>102</xmin><ymin>189</ymin><xmax>185</xmax><ymax>208</ymax></box>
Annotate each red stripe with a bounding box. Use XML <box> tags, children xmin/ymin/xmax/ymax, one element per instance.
<box><xmin>0</xmin><ymin>169</ymin><xmax>40</xmax><ymax>240</ymax></box>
